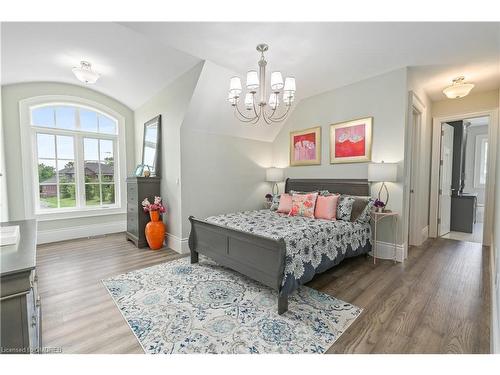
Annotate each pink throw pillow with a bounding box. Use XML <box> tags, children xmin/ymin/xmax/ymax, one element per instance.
<box><xmin>289</xmin><ymin>193</ymin><xmax>318</xmax><ymax>218</ymax></box>
<box><xmin>315</xmin><ymin>194</ymin><xmax>339</xmax><ymax>220</ymax></box>
<box><xmin>277</xmin><ymin>193</ymin><xmax>293</xmax><ymax>214</ymax></box>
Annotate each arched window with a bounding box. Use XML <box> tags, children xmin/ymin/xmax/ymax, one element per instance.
<box><xmin>20</xmin><ymin>97</ymin><xmax>125</xmax><ymax>216</ymax></box>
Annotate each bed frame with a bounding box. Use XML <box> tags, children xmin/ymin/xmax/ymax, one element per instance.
<box><xmin>188</xmin><ymin>178</ymin><xmax>370</xmax><ymax>314</ymax></box>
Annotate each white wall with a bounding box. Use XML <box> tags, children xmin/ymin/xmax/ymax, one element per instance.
<box><xmin>180</xmin><ymin>61</ymin><xmax>273</xmax><ymax>239</ymax></box>
<box><xmin>463</xmin><ymin>124</ymin><xmax>488</xmax><ymax>204</ymax></box>
<box><xmin>272</xmin><ymin>68</ymin><xmax>408</xmax><ymax>244</ymax></box>
<box><xmin>492</xmin><ymin>88</ymin><xmax>500</xmax><ymax>353</ymax></box>
<box><xmin>1</xmin><ymin>82</ymin><xmax>135</xmax><ymax>234</ymax></box>
<box><xmin>134</xmin><ymin>60</ymin><xmax>274</xmax><ymax>250</ymax></box>
<box><xmin>134</xmin><ymin>62</ymin><xmax>204</xmax><ymax>241</ymax></box>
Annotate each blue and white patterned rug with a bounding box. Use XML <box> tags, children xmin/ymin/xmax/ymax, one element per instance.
<box><xmin>103</xmin><ymin>256</ymin><xmax>362</xmax><ymax>354</ymax></box>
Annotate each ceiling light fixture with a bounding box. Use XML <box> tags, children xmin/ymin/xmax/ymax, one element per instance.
<box><xmin>228</xmin><ymin>44</ymin><xmax>296</xmax><ymax>124</ymax></box>
<box><xmin>442</xmin><ymin>76</ymin><xmax>474</xmax><ymax>99</ymax></box>
<box><xmin>72</xmin><ymin>61</ymin><xmax>100</xmax><ymax>84</ymax></box>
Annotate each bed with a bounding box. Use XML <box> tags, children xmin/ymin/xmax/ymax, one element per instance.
<box><xmin>188</xmin><ymin>178</ymin><xmax>372</xmax><ymax>314</ymax></box>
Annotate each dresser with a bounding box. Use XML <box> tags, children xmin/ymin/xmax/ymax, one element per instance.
<box><xmin>0</xmin><ymin>220</ymin><xmax>41</xmax><ymax>354</ymax></box>
<box><xmin>126</xmin><ymin>176</ymin><xmax>161</xmax><ymax>248</ymax></box>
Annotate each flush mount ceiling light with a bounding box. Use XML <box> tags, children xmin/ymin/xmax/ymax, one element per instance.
<box><xmin>228</xmin><ymin>44</ymin><xmax>296</xmax><ymax>124</ymax></box>
<box><xmin>72</xmin><ymin>61</ymin><xmax>100</xmax><ymax>84</ymax></box>
<box><xmin>442</xmin><ymin>76</ymin><xmax>474</xmax><ymax>99</ymax></box>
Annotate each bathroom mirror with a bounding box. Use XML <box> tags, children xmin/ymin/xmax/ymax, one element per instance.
<box><xmin>142</xmin><ymin>115</ymin><xmax>161</xmax><ymax>177</ymax></box>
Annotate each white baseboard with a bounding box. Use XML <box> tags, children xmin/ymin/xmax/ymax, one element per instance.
<box><xmin>166</xmin><ymin>233</ymin><xmax>189</xmax><ymax>254</ymax></box>
<box><xmin>371</xmin><ymin>240</ymin><xmax>407</xmax><ymax>263</ymax></box>
<box><xmin>421</xmin><ymin>225</ymin><xmax>429</xmax><ymax>243</ymax></box>
<box><xmin>37</xmin><ymin>220</ymin><xmax>126</xmax><ymax>244</ymax></box>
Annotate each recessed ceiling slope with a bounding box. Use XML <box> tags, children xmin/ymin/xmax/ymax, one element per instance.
<box><xmin>1</xmin><ymin>22</ymin><xmax>201</xmax><ymax>109</ymax></box>
<box><xmin>123</xmin><ymin>22</ymin><xmax>500</xmax><ymax>101</ymax></box>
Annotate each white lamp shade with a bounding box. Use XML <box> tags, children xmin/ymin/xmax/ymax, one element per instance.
<box><xmin>266</xmin><ymin>167</ymin><xmax>284</xmax><ymax>182</ymax></box>
<box><xmin>227</xmin><ymin>92</ymin><xmax>239</xmax><ymax>105</ymax></box>
<box><xmin>368</xmin><ymin>162</ymin><xmax>398</xmax><ymax>182</ymax></box>
<box><xmin>246</xmin><ymin>70</ymin><xmax>259</xmax><ymax>91</ymax></box>
<box><xmin>284</xmin><ymin>77</ymin><xmax>296</xmax><ymax>92</ymax></box>
<box><xmin>270</xmin><ymin>71</ymin><xmax>284</xmax><ymax>91</ymax></box>
<box><xmin>244</xmin><ymin>93</ymin><xmax>254</xmax><ymax>109</ymax></box>
<box><xmin>269</xmin><ymin>93</ymin><xmax>279</xmax><ymax>109</ymax></box>
<box><xmin>229</xmin><ymin>76</ymin><xmax>242</xmax><ymax>95</ymax></box>
<box><xmin>284</xmin><ymin>91</ymin><xmax>295</xmax><ymax>105</ymax></box>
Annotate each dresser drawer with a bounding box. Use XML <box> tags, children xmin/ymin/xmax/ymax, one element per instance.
<box><xmin>127</xmin><ymin>183</ymin><xmax>137</xmax><ymax>202</ymax></box>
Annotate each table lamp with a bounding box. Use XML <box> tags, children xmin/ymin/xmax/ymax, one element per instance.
<box><xmin>266</xmin><ymin>167</ymin><xmax>284</xmax><ymax>195</ymax></box>
<box><xmin>368</xmin><ymin>161</ymin><xmax>398</xmax><ymax>208</ymax></box>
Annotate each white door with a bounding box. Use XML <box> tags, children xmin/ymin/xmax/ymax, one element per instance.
<box><xmin>439</xmin><ymin>123</ymin><xmax>454</xmax><ymax>236</ymax></box>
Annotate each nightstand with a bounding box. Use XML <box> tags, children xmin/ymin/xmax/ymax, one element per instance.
<box><xmin>371</xmin><ymin>211</ymin><xmax>399</xmax><ymax>264</ymax></box>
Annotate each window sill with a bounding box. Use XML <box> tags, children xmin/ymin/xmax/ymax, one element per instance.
<box><xmin>35</xmin><ymin>207</ymin><xmax>126</xmax><ymax>222</ymax></box>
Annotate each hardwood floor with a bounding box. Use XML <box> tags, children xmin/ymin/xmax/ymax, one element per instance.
<box><xmin>36</xmin><ymin>234</ymin><xmax>490</xmax><ymax>354</ymax></box>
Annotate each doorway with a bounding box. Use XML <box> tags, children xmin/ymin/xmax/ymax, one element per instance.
<box><xmin>433</xmin><ymin>114</ymin><xmax>493</xmax><ymax>244</ymax></box>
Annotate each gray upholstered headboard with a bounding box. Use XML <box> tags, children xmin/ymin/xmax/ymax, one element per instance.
<box><xmin>284</xmin><ymin>178</ymin><xmax>370</xmax><ymax>196</ymax></box>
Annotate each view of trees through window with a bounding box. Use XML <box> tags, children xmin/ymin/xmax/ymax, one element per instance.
<box><xmin>32</xmin><ymin>104</ymin><xmax>118</xmax><ymax>211</ymax></box>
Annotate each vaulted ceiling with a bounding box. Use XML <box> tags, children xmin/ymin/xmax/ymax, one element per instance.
<box><xmin>2</xmin><ymin>22</ymin><xmax>500</xmax><ymax>110</ymax></box>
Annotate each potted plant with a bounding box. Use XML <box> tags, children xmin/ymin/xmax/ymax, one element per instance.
<box><xmin>142</xmin><ymin>196</ymin><xmax>167</xmax><ymax>250</ymax></box>
<box><xmin>374</xmin><ymin>199</ymin><xmax>386</xmax><ymax>213</ymax></box>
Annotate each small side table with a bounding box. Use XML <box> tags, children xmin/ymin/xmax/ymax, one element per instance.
<box><xmin>371</xmin><ymin>211</ymin><xmax>399</xmax><ymax>264</ymax></box>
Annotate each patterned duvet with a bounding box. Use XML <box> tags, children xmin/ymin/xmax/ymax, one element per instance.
<box><xmin>206</xmin><ymin>210</ymin><xmax>372</xmax><ymax>296</ymax></box>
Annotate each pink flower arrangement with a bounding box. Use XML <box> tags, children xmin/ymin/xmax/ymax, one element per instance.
<box><xmin>142</xmin><ymin>196</ymin><xmax>166</xmax><ymax>213</ymax></box>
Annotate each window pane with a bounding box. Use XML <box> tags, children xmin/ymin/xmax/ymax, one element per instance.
<box><xmin>39</xmin><ymin>185</ymin><xmax>58</xmax><ymax>209</ymax></box>
<box><xmin>84</xmin><ymin>138</ymin><xmax>99</xmax><ymax>160</ymax></box>
<box><xmin>101</xmin><ymin>184</ymin><xmax>115</xmax><ymax>205</ymax></box>
<box><xmin>98</xmin><ymin>115</ymin><xmax>116</xmax><ymax>134</ymax></box>
<box><xmin>58</xmin><ymin>160</ymin><xmax>75</xmax><ymax>183</ymax></box>
<box><xmin>38</xmin><ymin>159</ymin><xmax>57</xmax><ymax>183</ymax></box>
<box><xmin>85</xmin><ymin>184</ymin><xmax>101</xmax><ymax>206</ymax></box>
<box><xmin>100</xmin><ymin>139</ymin><xmax>114</xmax><ymax>181</ymax></box>
<box><xmin>59</xmin><ymin>184</ymin><xmax>76</xmax><ymax>207</ymax></box>
<box><xmin>80</xmin><ymin>109</ymin><xmax>98</xmax><ymax>132</ymax></box>
<box><xmin>84</xmin><ymin>161</ymin><xmax>99</xmax><ymax>182</ymax></box>
<box><xmin>32</xmin><ymin>107</ymin><xmax>55</xmax><ymax>127</ymax></box>
<box><xmin>56</xmin><ymin>135</ymin><xmax>74</xmax><ymax>159</ymax></box>
<box><xmin>55</xmin><ymin>106</ymin><xmax>76</xmax><ymax>130</ymax></box>
<box><xmin>37</xmin><ymin>134</ymin><xmax>55</xmax><ymax>159</ymax></box>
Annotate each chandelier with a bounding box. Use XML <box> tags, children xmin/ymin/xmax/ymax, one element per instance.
<box><xmin>227</xmin><ymin>44</ymin><xmax>296</xmax><ymax>124</ymax></box>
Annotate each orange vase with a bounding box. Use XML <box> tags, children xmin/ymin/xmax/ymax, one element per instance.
<box><xmin>145</xmin><ymin>210</ymin><xmax>165</xmax><ymax>250</ymax></box>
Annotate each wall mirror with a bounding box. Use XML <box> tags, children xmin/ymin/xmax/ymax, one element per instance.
<box><xmin>142</xmin><ymin>115</ymin><xmax>161</xmax><ymax>177</ymax></box>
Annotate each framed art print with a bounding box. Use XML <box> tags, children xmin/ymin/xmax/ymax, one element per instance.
<box><xmin>330</xmin><ymin>117</ymin><xmax>372</xmax><ymax>164</ymax></box>
<box><xmin>290</xmin><ymin>126</ymin><xmax>321</xmax><ymax>166</ymax></box>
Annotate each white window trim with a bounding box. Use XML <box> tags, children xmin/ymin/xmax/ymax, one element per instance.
<box><xmin>474</xmin><ymin>134</ymin><xmax>488</xmax><ymax>188</ymax></box>
<box><xmin>19</xmin><ymin>95</ymin><xmax>127</xmax><ymax>220</ymax></box>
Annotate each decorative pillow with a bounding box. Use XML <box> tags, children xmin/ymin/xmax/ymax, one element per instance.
<box><xmin>289</xmin><ymin>193</ymin><xmax>318</xmax><ymax>218</ymax></box>
<box><xmin>314</xmin><ymin>194</ymin><xmax>339</xmax><ymax>220</ymax></box>
<box><xmin>349</xmin><ymin>196</ymin><xmax>372</xmax><ymax>222</ymax></box>
<box><xmin>277</xmin><ymin>193</ymin><xmax>293</xmax><ymax>214</ymax></box>
<box><xmin>269</xmin><ymin>194</ymin><xmax>280</xmax><ymax>211</ymax></box>
<box><xmin>355</xmin><ymin>198</ymin><xmax>375</xmax><ymax>224</ymax></box>
<box><xmin>336</xmin><ymin>195</ymin><xmax>355</xmax><ymax>221</ymax></box>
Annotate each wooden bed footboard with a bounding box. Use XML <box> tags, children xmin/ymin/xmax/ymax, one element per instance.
<box><xmin>188</xmin><ymin>216</ymin><xmax>289</xmax><ymax>314</ymax></box>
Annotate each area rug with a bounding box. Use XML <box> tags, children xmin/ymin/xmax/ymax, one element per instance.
<box><xmin>103</xmin><ymin>256</ymin><xmax>362</xmax><ymax>354</ymax></box>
